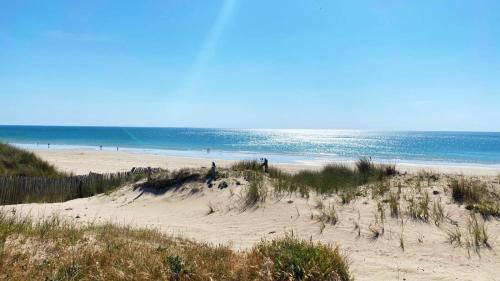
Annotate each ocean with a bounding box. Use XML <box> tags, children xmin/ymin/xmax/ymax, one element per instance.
<box><xmin>1</xmin><ymin>125</ymin><xmax>500</xmax><ymax>165</ymax></box>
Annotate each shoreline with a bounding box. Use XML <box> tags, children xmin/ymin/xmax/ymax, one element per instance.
<box><xmin>26</xmin><ymin>147</ymin><xmax>500</xmax><ymax>176</ymax></box>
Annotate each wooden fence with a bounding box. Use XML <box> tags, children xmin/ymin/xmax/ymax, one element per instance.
<box><xmin>0</xmin><ymin>171</ymin><xmax>146</xmax><ymax>205</ymax></box>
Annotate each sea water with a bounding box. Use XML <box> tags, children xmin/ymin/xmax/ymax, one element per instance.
<box><xmin>1</xmin><ymin>125</ymin><xmax>500</xmax><ymax>165</ymax></box>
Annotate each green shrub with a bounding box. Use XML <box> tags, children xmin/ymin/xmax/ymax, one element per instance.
<box><xmin>255</xmin><ymin>235</ymin><xmax>352</xmax><ymax>281</ymax></box>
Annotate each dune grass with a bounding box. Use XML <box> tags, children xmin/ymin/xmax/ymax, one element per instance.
<box><xmin>0</xmin><ymin>143</ymin><xmax>65</xmax><ymax>177</ymax></box>
<box><xmin>232</xmin><ymin>158</ymin><xmax>397</xmax><ymax>196</ymax></box>
<box><xmin>450</xmin><ymin>178</ymin><xmax>486</xmax><ymax>205</ymax></box>
<box><xmin>450</xmin><ymin>178</ymin><xmax>500</xmax><ymax>218</ymax></box>
<box><xmin>243</xmin><ymin>171</ymin><xmax>267</xmax><ymax>209</ymax></box>
<box><xmin>406</xmin><ymin>192</ymin><xmax>430</xmax><ymax>221</ymax></box>
<box><xmin>0</xmin><ymin>211</ymin><xmax>352</xmax><ymax>281</ymax></box>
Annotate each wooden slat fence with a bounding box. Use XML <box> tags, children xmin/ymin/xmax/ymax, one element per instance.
<box><xmin>0</xmin><ymin>171</ymin><xmax>146</xmax><ymax>205</ymax></box>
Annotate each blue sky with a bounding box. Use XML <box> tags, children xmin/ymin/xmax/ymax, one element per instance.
<box><xmin>1</xmin><ymin>0</ymin><xmax>499</xmax><ymax>130</ymax></box>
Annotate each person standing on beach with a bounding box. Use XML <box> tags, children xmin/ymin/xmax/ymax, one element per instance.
<box><xmin>206</xmin><ymin>162</ymin><xmax>217</xmax><ymax>186</ymax></box>
<box><xmin>262</xmin><ymin>158</ymin><xmax>269</xmax><ymax>173</ymax></box>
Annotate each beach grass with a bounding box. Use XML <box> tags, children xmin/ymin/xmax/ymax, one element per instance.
<box><xmin>0</xmin><ymin>211</ymin><xmax>352</xmax><ymax>281</ymax></box>
<box><xmin>0</xmin><ymin>143</ymin><xmax>65</xmax><ymax>177</ymax></box>
<box><xmin>232</xmin><ymin>158</ymin><xmax>397</xmax><ymax>196</ymax></box>
<box><xmin>450</xmin><ymin>178</ymin><xmax>500</xmax><ymax>217</ymax></box>
<box><xmin>243</xmin><ymin>171</ymin><xmax>267</xmax><ymax>208</ymax></box>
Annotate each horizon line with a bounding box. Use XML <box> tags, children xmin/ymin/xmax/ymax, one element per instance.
<box><xmin>0</xmin><ymin>124</ymin><xmax>499</xmax><ymax>133</ymax></box>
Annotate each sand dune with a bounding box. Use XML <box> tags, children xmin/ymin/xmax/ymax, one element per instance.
<box><xmin>6</xmin><ymin>149</ymin><xmax>500</xmax><ymax>280</ymax></box>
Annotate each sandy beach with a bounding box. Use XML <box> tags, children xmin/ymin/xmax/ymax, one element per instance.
<box><xmin>30</xmin><ymin>148</ymin><xmax>500</xmax><ymax>176</ymax></box>
<box><xmin>4</xmin><ymin>148</ymin><xmax>499</xmax><ymax>280</ymax></box>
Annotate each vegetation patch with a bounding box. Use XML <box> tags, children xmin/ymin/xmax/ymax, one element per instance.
<box><xmin>255</xmin><ymin>235</ymin><xmax>352</xmax><ymax>281</ymax></box>
<box><xmin>232</xmin><ymin>158</ymin><xmax>397</xmax><ymax>196</ymax></box>
<box><xmin>243</xmin><ymin>171</ymin><xmax>267</xmax><ymax>209</ymax></box>
<box><xmin>0</xmin><ymin>212</ymin><xmax>352</xmax><ymax>281</ymax></box>
<box><xmin>0</xmin><ymin>143</ymin><xmax>65</xmax><ymax>178</ymax></box>
<box><xmin>450</xmin><ymin>178</ymin><xmax>500</xmax><ymax>217</ymax></box>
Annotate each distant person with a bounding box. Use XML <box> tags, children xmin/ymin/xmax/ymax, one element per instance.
<box><xmin>116</xmin><ymin>147</ymin><xmax>119</xmax><ymax>151</ymax></box>
<box><xmin>206</xmin><ymin>162</ymin><xmax>217</xmax><ymax>186</ymax></box>
<box><xmin>262</xmin><ymin>158</ymin><xmax>269</xmax><ymax>173</ymax></box>
<box><xmin>100</xmin><ymin>145</ymin><xmax>103</xmax><ymax>151</ymax></box>
<box><xmin>48</xmin><ymin>143</ymin><xmax>50</xmax><ymax>149</ymax></box>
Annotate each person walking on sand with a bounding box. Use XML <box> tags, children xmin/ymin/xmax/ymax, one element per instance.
<box><xmin>262</xmin><ymin>158</ymin><xmax>269</xmax><ymax>173</ymax></box>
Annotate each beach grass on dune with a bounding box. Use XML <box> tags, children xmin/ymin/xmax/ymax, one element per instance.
<box><xmin>450</xmin><ymin>178</ymin><xmax>500</xmax><ymax>218</ymax></box>
<box><xmin>0</xmin><ymin>211</ymin><xmax>352</xmax><ymax>281</ymax></box>
<box><xmin>0</xmin><ymin>143</ymin><xmax>65</xmax><ymax>177</ymax></box>
<box><xmin>232</xmin><ymin>158</ymin><xmax>397</xmax><ymax>195</ymax></box>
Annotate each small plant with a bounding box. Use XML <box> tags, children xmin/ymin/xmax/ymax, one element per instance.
<box><xmin>418</xmin><ymin>170</ymin><xmax>439</xmax><ymax>186</ymax></box>
<box><xmin>383</xmin><ymin>164</ymin><xmax>397</xmax><ymax>177</ymax></box>
<box><xmin>387</xmin><ymin>191</ymin><xmax>400</xmax><ymax>218</ymax></box>
<box><xmin>406</xmin><ymin>193</ymin><xmax>430</xmax><ymax>221</ymax></box>
<box><xmin>165</xmin><ymin>255</ymin><xmax>192</xmax><ymax>279</ymax></box>
<box><xmin>243</xmin><ymin>171</ymin><xmax>267</xmax><ymax>209</ymax></box>
<box><xmin>356</xmin><ymin>158</ymin><xmax>374</xmax><ymax>178</ymax></box>
<box><xmin>450</xmin><ymin>178</ymin><xmax>486</xmax><ymax>204</ymax></box>
<box><xmin>466</xmin><ymin>213</ymin><xmax>489</xmax><ymax>251</ymax></box>
<box><xmin>431</xmin><ymin>200</ymin><xmax>445</xmax><ymax>226</ymax></box>
<box><xmin>340</xmin><ymin>191</ymin><xmax>356</xmax><ymax>204</ymax></box>
<box><xmin>317</xmin><ymin>203</ymin><xmax>338</xmax><ymax>225</ymax></box>
<box><xmin>377</xmin><ymin>201</ymin><xmax>385</xmax><ymax>223</ymax></box>
<box><xmin>467</xmin><ymin>202</ymin><xmax>500</xmax><ymax>218</ymax></box>
<box><xmin>255</xmin><ymin>234</ymin><xmax>352</xmax><ymax>281</ymax></box>
<box><xmin>315</xmin><ymin>198</ymin><xmax>324</xmax><ymax>209</ymax></box>
<box><xmin>372</xmin><ymin>180</ymin><xmax>390</xmax><ymax>198</ymax></box>
<box><xmin>447</xmin><ymin>227</ymin><xmax>462</xmax><ymax>247</ymax></box>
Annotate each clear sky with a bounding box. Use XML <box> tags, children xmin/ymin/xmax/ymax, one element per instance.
<box><xmin>1</xmin><ymin>0</ymin><xmax>499</xmax><ymax>131</ymax></box>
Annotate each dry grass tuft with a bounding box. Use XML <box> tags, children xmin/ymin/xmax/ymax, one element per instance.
<box><xmin>431</xmin><ymin>199</ymin><xmax>445</xmax><ymax>226</ymax></box>
<box><xmin>317</xmin><ymin>203</ymin><xmax>339</xmax><ymax>226</ymax></box>
<box><xmin>406</xmin><ymin>192</ymin><xmax>430</xmax><ymax>221</ymax></box>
